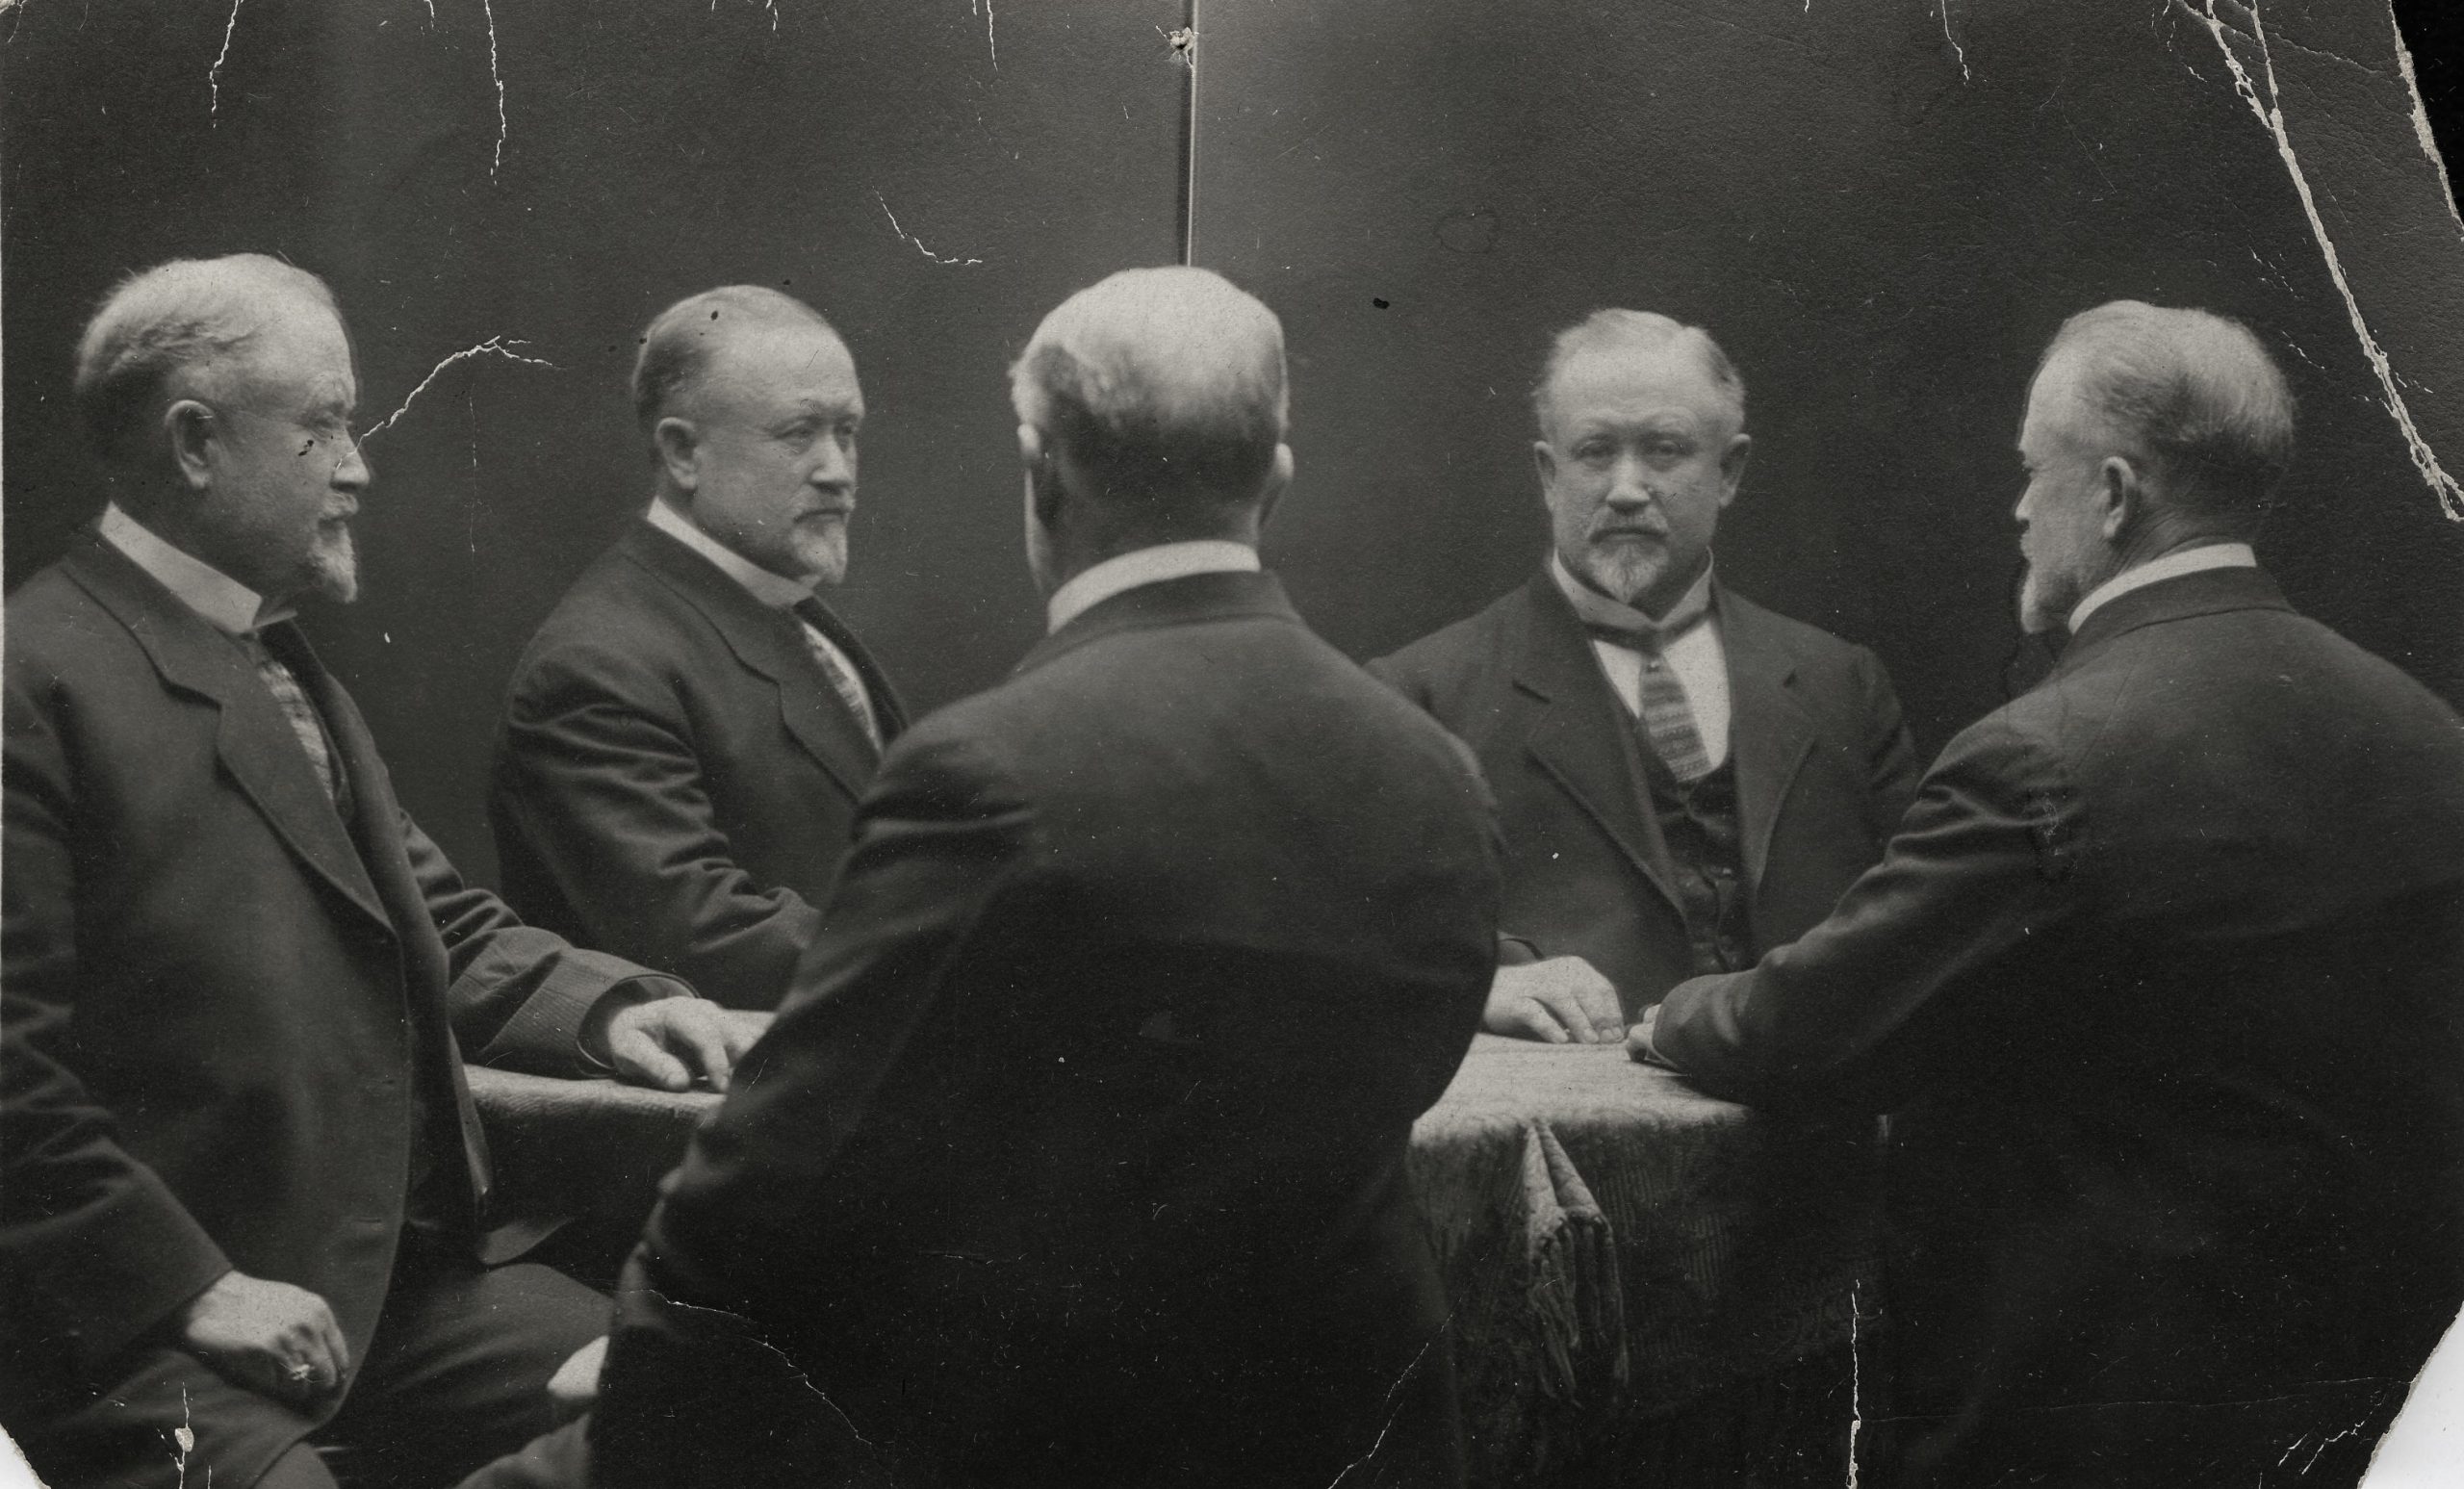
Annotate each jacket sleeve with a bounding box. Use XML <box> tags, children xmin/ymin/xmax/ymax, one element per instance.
<box><xmin>1655</xmin><ymin>714</ymin><xmax>2090</xmax><ymax>1114</ymax></box>
<box><xmin>1855</xmin><ymin>644</ymin><xmax>1923</xmax><ymax>840</ymax></box>
<box><xmin>400</xmin><ymin>808</ymin><xmax>692</xmax><ymax>1078</ymax></box>
<box><xmin>591</xmin><ymin>724</ymin><xmax>1037</xmax><ymax>1489</ymax></box>
<box><xmin>493</xmin><ymin>637</ymin><xmax>818</xmax><ymax>1009</ymax></box>
<box><xmin>2</xmin><ymin>662</ymin><xmax>232</xmax><ymax>1371</ymax></box>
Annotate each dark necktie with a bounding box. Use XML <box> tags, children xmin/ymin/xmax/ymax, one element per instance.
<box><xmin>790</xmin><ymin>598</ymin><xmax>883</xmax><ymax>754</ymax></box>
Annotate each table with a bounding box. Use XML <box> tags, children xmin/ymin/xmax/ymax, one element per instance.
<box><xmin>470</xmin><ymin>1036</ymin><xmax>1877</xmax><ymax>1487</ymax></box>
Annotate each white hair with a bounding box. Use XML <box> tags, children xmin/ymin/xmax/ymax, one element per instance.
<box><xmin>74</xmin><ymin>253</ymin><xmax>338</xmax><ymax>469</ymax></box>
<box><xmin>2042</xmin><ymin>299</ymin><xmax>2297</xmax><ymax>524</ymax></box>
<box><xmin>1009</xmin><ymin>266</ymin><xmax>1288</xmax><ymax>508</ymax></box>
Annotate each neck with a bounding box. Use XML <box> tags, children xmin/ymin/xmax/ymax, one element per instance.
<box><xmin>2097</xmin><ymin>519</ymin><xmax>2248</xmax><ymax>593</ymax></box>
<box><xmin>1040</xmin><ymin>502</ymin><xmax>1262</xmax><ymax>595</ymax></box>
<box><xmin>113</xmin><ymin>492</ymin><xmax>285</xmax><ymax>604</ymax></box>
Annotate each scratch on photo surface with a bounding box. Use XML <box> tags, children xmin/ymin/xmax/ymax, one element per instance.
<box><xmin>972</xmin><ymin>0</ymin><xmax>996</xmax><ymax>68</ymax></box>
<box><xmin>1845</xmin><ymin>1282</ymin><xmax>1863</xmax><ymax>1488</ymax></box>
<box><xmin>210</xmin><ymin>0</ymin><xmax>243</xmax><ymax>123</ymax></box>
<box><xmin>626</xmin><ymin>1290</ymin><xmax>881</xmax><ymax>1447</ymax></box>
<box><xmin>169</xmin><ymin>1386</ymin><xmax>209</xmax><ymax>1487</ymax></box>
<box><xmin>1323</xmin><ymin>1326</ymin><xmax>1442</xmax><ymax>1487</ymax></box>
<box><xmin>361</xmin><ymin>337</ymin><xmax>557</xmax><ymax>441</ymax></box>
<box><xmin>2180</xmin><ymin>0</ymin><xmax>2464</xmax><ymax>521</ymax></box>
<box><xmin>876</xmin><ymin>192</ymin><xmax>986</xmax><ymax>266</ymax></box>
<box><xmin>480</xmin><ymin>0</ymin><xmax>506</xmax><ymax>176</ymax></box>
<box><xmin>1938</xmin><ymin>0</ymin><xmax>1970</xmax><ymax>84</ymax></box>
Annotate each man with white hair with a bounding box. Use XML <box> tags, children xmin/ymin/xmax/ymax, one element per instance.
<box><xmin>1</xmin><ymin>254</ymin><xmax>753</xmax><ymax>1489</ymax></box>
<box><xmin>492</xmin><ymin>286</ymin><xmax>905</xmax><ymax>1010</ymax></box>
<box><xmin>1643</xmin><ymin>300</ymin><xmax>2464</xmax><ymax>1486</ymax></box>
<box><xmin>1374</xmin><ymin>308</ymin><xmax>1919</xmax><ymax>1042</ymax></box>
<box><xmin>556</xmin><ymin>266</ymin><xmax>1503</xmax><ymax>1488</ymax></box>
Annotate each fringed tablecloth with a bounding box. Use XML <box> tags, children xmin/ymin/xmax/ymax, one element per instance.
<box><xmin>470</xmin><ymin>1034</ymin><xmax>1879</xmax><ymax>1487</ymax></box>
<box><xmin>1411</xmin><ymin>1037</ymin><xmax>1880</xmax><ymax>1486</ymax></box>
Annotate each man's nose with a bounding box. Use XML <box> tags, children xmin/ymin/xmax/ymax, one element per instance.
<box><xmin>808</xmin><ymin>439</ymin><xmax>855</xmax><ymax>489</ymax></box>
<box><xmin>334</xmin><ymin>432</ymin><xmax>372</xmax><ymax>490</ymax></box>
<box><xmin>1604</xmin><ymin>452</ymin><xmax>1654</xmax><ymax>508</ymax></box>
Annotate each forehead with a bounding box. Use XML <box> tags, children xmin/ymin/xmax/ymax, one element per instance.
<box><xmin>1547</xmin><ymin>342</ymin><xmax>1731</xmax><ymax>430</ymax></box>
<box><xmin>699</xmin><ymin>321</ymin><xmax>860</xmax><ymax>414</ymax></box>
<box><xmin>228</xmin><ymin>298</ymin><xmax>355</xmax><ymax>408</ymax></box>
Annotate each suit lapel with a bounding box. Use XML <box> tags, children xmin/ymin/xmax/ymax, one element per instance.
<box><xmin>623</xmin><ymin>524</ymin><xmax>877</xmax><ymax>798</ymax></box>
<box><xmin>1718</xmin><ymin>588</ymin><xmax>1814</xmax><ymax>895</ymax></box>
<box><xmin>64</xmin><ymin>537</ymin><xmax>392</xmax><ymax>932</ymax></box>
<box><xmin>1511</xmin><ymin>574</ymin><xmax>1682</xmax><ymax>917</ymax></box>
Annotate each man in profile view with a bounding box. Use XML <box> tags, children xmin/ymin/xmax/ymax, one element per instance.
<box><xmin>1645</xmin><ymin>301</ymin><xmax>2464</xmax><ymax>1487</ymax></box>
<box><xmin>493</xmin><ymin>286</ymin><xmax>905</xmax><ymax>1010</ymax></box>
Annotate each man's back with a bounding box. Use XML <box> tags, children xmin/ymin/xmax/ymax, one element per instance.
<box><xmin>1870</xmin><ymin>571</ymin><xmax>2464</xmax><ymax>1482</ymax></box>
<box><xmin>596</xmin><ymin>571</ymin><xmax>1502</xmax><ymax>1489</ymax></box>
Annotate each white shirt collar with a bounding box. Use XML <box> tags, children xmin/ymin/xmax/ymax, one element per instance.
<box><xmin>1044</xmin><ymin>540</ymin><xmax>1262</xmax><ymax>633</ymax></box>
<box><xmin>1548</xmin><ymin>551</ymin><xmax>1717</xmax><ymax>637</ymax></box>
<box><xmin>645</xmin><ymin>498</ymin><xmax>818</xmax><ymax>609</ymax></box>
<box><xmin>2066</xmin><ymin>542</ymin><xmax>2257</xmax><ymax>633</ymax></box>
<box><xmin>98</xmin><ymin>503</ymin><xmax>293</xmax><ymax>636</ymax></box>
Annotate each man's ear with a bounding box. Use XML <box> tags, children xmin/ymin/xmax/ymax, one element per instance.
<box><xmin>166</xmin><ymin>400</ymin><xmax>218</xmax><ymax>491</ymax></box>
<box><xmin>1532</xmin><ymin>439</ymin><xmax>1557</xmax><ymax>494</ymax></box>
<box><xmin>1019</xmin><ymin>424</ymin><xmax>1065</xmax><ymax>527</ymax></box>
<box><xmin>1255</xmin><ymin>443</ymin><xmax>1296</xmax><ymax>534</ymax></box>
<box><xmin>1719</xmin><ymin>431</ymin><xmax>1753</xmax><ymax>506</ymax></box>
<box><xmin>653</xmin><ymin>417</ymin><xmax>701</xmax><ymax>491</ymax></box>
<box><xmin>2098</xmin><ymin>454</ymin><xmax>2141</xmax><ymax>542</ymax></box>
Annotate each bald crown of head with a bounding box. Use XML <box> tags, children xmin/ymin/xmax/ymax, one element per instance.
<box><xmin>75</xmin><ymin>253</ymin><xmax>341</xmax><ymax>473</ymax></box>
<box><xmin>1010</xmin><ymin>266</ymin><xmax>1290</xmax><ymax>512</ymax></box>
<box><xmin>2040</xmin><ymin>299</ymin><xmax>2297</xmax><ymax>528</ymax></box>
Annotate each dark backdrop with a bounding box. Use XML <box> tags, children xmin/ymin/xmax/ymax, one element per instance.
<box><xmin>7</xmin><ymin>0</ymin><xmax>2463</xmax><ymax>881</ymax></box>
<box><xmin>3</xmin><ymin>0</ymin><xmax>1186</xmax><ymax>879</ymax></box>
<box><xmin>1199</xmin><ymin>0</ymin><xmax>2464</xmax><ymax>762</ymax></box>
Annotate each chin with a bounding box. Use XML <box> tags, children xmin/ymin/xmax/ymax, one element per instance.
<box><xmin>1578</xmin><ymin>551</ymin><xmax>1662</xmax><ymax>608</ymax></box>
<box><xmin>306</xmin><ymin>537</ymin><xmax>360</xmax><ymax>605</ymax></box>
<box><xmin>790</xmin><ymin>529</ymin><xmax>850</xmax><ymax>586</ymax></box>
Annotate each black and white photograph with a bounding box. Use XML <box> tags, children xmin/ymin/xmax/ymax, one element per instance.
<box><xmin>6</xmin><ymin>2</ymin><xmax>2464</xmax><ymax>1485</ymax></box>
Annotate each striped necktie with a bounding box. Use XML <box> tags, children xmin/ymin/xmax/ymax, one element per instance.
<box><xmin>243</xmin><ymin>624</ymin><xmax>347</xmax><ymax>809</ymax></box>
<box><xmin>791</xmin><ymin>598</ymin><xmax>882</xmax><ymax>755</ymax></box>
<box><xmin>1585</xmin><ymin>611</ymin><xmax>1716</xmax><ymax>784</ymax></box>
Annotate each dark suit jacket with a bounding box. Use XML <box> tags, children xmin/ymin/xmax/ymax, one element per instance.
<box><xmin>1372</xmin><ymin>570</ymin><xmax>1918</xmax><ymax>1014</ymax></box>
<box><xmin>1656</xmin><ymin>567</ymin><xmax>2464</xmax><ymax>1487</ymax></box>
<box><xmin>493</xmin><ymin>520</ymin><xmax>905</xmax><ymax>1008</ymax></box>
<box><xmin>1</xmin><ymin>531</ymin><xmax>655</xmax><ymax>1478</ymax></box>
<box><xmin>588</xmin><ymin>571</ymin><xmax>1502</xmax><ymax>1489</ymax></box>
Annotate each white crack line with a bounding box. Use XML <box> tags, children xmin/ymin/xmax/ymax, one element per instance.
<box><xmin>1845</xmin><ymin>1283</ymin><xmax>1862</xmax><ymax>1489</ymax></box>
<box><xmin>210</xmin><ymin>0</ymin><xmax>244</xmax><ymax>124</ymax></box>
<box><xmin>876</xmin><ymin>192</ymin><xmax>985</xmax><ymax>266</ymax></box>
<box><xmin>1938</xmin><ymin>0</ymin><xmax>1969</xmax><ymax>84</ymax></box>
<box><xmin>2389</xmin><ymin>9</ymin><xmax>2464</xmax><ymax>237</ymax></box>
<box><xmin>2185</xmin><ymin>0</ymin><xmax>2464</xmax><ymax>521</ymax></box>
<box><xmin>972</xmin><ymin>0</ymin><xmax>996</xmax><ymax>68</ymax></box>
<box><xmin>416</xmin><ymin>0</ymin><xmax>435</xmax><ymax>26</ymax></box>
<box><xmin>1323</xmin><ymin>1326</ymin><xmax>1442</xmax><ymax>1488</ymax></box>
<box><xmin>480</xmin><ymin>0</ymin><xmax>506</xmax><ymax>178</ymax></box>
<box><xmin>360</xmin><ymin>337</ymin><xmax>557</xmax><ymax>441</ymax></box>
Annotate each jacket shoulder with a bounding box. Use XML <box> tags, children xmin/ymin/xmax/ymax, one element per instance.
<box><xmin>1720</xmin><ymin>588</ymin><xmax>1883</xmax><ymax>673</ymax></box>
<box><xmin>509</xmin><ymin>538</ymin><xmax>712</xmax><ymax>683</ymax></box>
<box><xmin>1368</xmin><ymin>583</ymin><xmax>1527</xmax><ymax>690</ymax></box>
